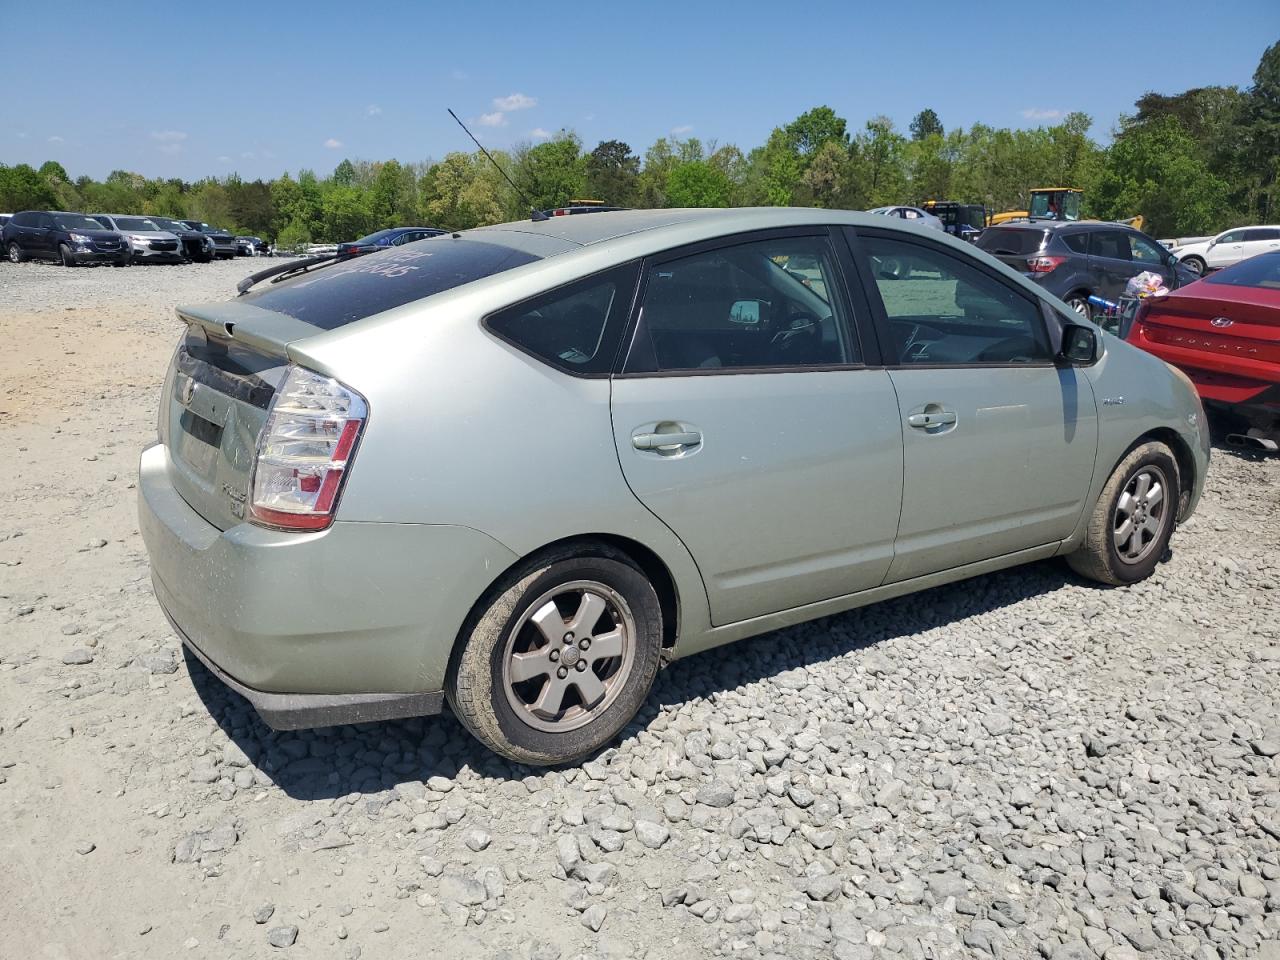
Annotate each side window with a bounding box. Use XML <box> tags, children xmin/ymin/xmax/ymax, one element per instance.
<box><xmin>485</xmin><ymin>263</ymin><xmax>636</xmax><ymax>376</ymax></box>
<box><xmin>13</xmin><ymin>212</ymin><xmax>35</xmax><ymax>227</ymax></box>
<box><xmin>860</xmin><ymin>235</ymin><xmax>1052</xmax><ymax>365</ymax></box>
<box><xmin>627</xmin><ymin>235</ymin><xmax>856</xmax><ymax>373</ymax></box>
<box><xmin>1218</xmin><ymin>230</ymin><xmax>1244</xmax><ymax>244</ymax></box>
<box><xmin>1129</xmin><ymin>234</ymin><xmax>1166</xmax><ymax>264</ymax></box>
<box><xmin>1089</xmin><ymin>230</ymin><xmax>1131</xmax><ymax>261</ymax></box>
<box><xmin>1061</xmin><ymin>233</ymin><xmax>1088</xmax><ymax>255</ymax></box>
<box><xmin>41</xmin><ymin>214</ymin><xmax>57</xmax><ymax>230</ymax></box>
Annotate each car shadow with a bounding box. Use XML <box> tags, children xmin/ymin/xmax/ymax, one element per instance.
<box><xmin>186</xmin><ymin>555</ymin><xmax>1091</xmax><ymax>802</ymax></box>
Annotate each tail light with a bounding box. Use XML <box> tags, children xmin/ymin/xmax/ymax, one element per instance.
<box><xmin>1027</xmin><ymin>255</ymin><xmax>1067</xmax><ymax>273</ymax></box>
<box><xmin>250</xmin><ymin>366</ymin><xmax>367</xmax><ymax>531</ymax></box>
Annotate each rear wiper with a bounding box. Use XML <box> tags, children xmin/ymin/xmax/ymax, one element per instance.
<box><xmin>236</xmin><ymin>253</ymin><xmax>349</xmax><ymax>296</ymax></box>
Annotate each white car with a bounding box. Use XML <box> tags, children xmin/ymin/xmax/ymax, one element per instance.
<box><xmin>1173</xmin><ymin>225</ymin><xmax>1280</xmax><ymax>275</ymax></box>
<box><xmin>866</xmin><ymin>206</ymin><xmax>945</xmax><ymax>231</ymax></box>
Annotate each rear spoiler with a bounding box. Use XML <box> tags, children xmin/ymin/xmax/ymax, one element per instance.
<box><xmin>176</xmin><ymin>301</ymin><xmax>327</xmax><ymax>361</ymax></box>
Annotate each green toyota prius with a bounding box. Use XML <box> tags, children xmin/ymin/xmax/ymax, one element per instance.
<box><xmin>138</xmin><ymin>208</ymin><xmax>1209</xmax><ymax>765</ymax></box>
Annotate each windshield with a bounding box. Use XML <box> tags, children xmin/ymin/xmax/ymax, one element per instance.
<box><xmin>117</xmin><ymin>217</ymin><xmax>160</xmax><ymax>231</ymax></box>
<box><xmin>239</xmin><ymin>239</ymin><xmax>543</xmax><ymax>330</ymax></box>
<box><xmin>55</xmin><ymin>214</ymin><xmax>108</xmax><ymax>232</ymax></box>
<box><xmin>1204</xmin><ymin>251</ymin><xmax>1280</xmax><ymax>289</ymax></box>
<box><xmin>152</xmin><ymin>218</ymin><xmax>185</xmax><ymax>231</ymax></box>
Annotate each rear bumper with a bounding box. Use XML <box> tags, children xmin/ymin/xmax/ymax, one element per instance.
<box><xmin>137</xmin><ymin>443</ymin><xmax>518</xmax><ymax>726</ymax></box>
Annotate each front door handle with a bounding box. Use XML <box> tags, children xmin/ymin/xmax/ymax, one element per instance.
<box><xmin>633</xmin><ymin>430</ymin><xmax>702</xmax><ymax>450</ymax></box>
<box><xmin>907</xmin><ymin>410</ymin><xmax>957</xmax><ymax>429</ymax></box>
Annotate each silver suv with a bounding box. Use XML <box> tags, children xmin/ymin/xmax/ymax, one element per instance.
<box><xmin>139</xmin><ymin>209</ymin><xmax>1209</xmax><ymax>765</ymax></box>
<box><xmin>91</xmin><ymin>214</ymin><xmax>184</xmax><ymax>264</ymax></box>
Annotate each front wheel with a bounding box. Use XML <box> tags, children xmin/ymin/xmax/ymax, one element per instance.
<box><xmin>59</xmin><ymin>243</ymin><xmax>77</xmax><ymax>267</ymax></box>
<box><xmin>1064</xmin><ymin>293</ymin><xmax>1092</xmax><ymax>322</ymax></box>
<box><xmin>7</xmin><ymin>242</ymin><xmax>24</xmax><ymax>264</ymax></box>
<box><xmin>1067</xmin><ymin>441</ymin><xmax>1179</xmax><ymax>586</ymax></box>
<box><xmin>1181</xmin><ymin>256</ymin><xmax>1206</xmax><ymax>277</ymax></box>
<box><xmin>447</xmin><ymin>548</ymin><xmax>663</xmax><ymax>765</ymax></box>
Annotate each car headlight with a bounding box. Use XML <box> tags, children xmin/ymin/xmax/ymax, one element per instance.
<box><xmin>69</xmin><ymin>233</ymin><xmax>92</xmax><ymax>244</ymax></box>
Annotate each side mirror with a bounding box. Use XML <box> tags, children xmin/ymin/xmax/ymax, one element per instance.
<box><xmin>1058</xmin><ymin>323</ymin><xmax>1098</xmax><ymax>365</ymax></box>
<box><xmin>728</xmin><ymin>299</ymin><xmax>765</xmax><ymax>325</ymax></box>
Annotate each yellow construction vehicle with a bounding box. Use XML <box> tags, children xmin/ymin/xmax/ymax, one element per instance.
<box><xmin>990</xmin><ymin>187</ymin><xmax>1083</xmax><ymax>226</ymax></box>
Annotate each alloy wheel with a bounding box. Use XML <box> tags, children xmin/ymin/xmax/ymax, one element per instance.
<box><xmin>501</xmin><ymin>580</ymin><xmax>635</xmax><ymax>733</ymax></box>
<box><xmin>1113</xmin><ymin>465</ymin><xmax>1168</xmax><ymax>564</ymax></box>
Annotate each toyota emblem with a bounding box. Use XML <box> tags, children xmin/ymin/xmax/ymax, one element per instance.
<box><xmin>1210</xmin><ymin>317</ymin><xmax>1233</xmax><ymax>328</ymax></box>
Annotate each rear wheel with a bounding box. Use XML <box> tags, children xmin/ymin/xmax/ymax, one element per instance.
<box><xmin>7</xmin><ymin>242</ymin><xmax>24</xmax><ymax>264</ymax></box>
<box><xmin>1067</xmin><ymin>441</ymin><xmax>1178</xmax><ymax>586</ymax></box>
<box><xmin>59</xmin><ymin>243</ymin><xmax>76</xmax><ymax>267</ymax></box>
<box><xmin>1064</xmin><ymin>292</ymin><xmax>1092</xmax><ymax>321</ymax></box>
<box><xmin>1181</xmin><ymin>255</ymin><xmax>1206</xmax><ymax>276</ymax></box>
<box><xmin>447</xmin><ymin>548</ymin><xmax>662</xmax><ymax>766</ymax></box>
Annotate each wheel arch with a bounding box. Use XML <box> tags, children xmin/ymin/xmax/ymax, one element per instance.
<box><xmin>1124</xmin><ymin>427</ymin><xmax>1197</xmax><ymax>520</ymax></box>
<box><xmin>455</xmin><ymin>533</ymin><xmax>682</xmax><ymax>658</ymax></box>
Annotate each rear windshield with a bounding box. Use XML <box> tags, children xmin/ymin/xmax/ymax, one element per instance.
<box><xmin>353</xmin><ymin>229</ymin><xmax>398</xmax><ymax>245</ymax></box>
<box><xmin>975</xmin><ymin>227</ymin><xmax>1048</xmax><ymax>256</ymax></box>
<box><xmin>1204</xmin><ymin>252</ymin><xmax>1280</xmax><ymax>289</ymax></box>
<box><xmin>239</xmin><ymin>238</ymin><xmax>542</xmax><ymax>330</ymax></box>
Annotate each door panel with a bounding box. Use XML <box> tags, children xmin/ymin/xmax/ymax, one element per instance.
<box><xmin>886</xmin><ymin>365</ymin><xmax>1097</xmax><ymax>581</ymax></box>
<box><xmin>611</xmin><ymin>370</ymin><xmax>903</xmax><ymax>624</ymax></box>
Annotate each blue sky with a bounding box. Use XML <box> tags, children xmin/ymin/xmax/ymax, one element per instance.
<box><xmin>3</xmin><ymin>0</ymin><xmax>1276</xmax><ymax>182</ymax></box>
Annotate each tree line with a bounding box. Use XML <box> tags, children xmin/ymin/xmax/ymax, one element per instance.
<box><xmin>2</xmin><ymin>42</ymin><xmax>1275</xmax><ymax>243</ymax></box>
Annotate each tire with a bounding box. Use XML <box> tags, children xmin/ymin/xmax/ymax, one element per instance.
<box><xmin>59</xmin><ymin>243</ymin><xmax>76</xmax><ymax>267</ymax></box>
<box><xmin>1181</xmin><ymin>256</ymin><xmax>1206</xmax><ymax>277</ymax></box>
<box><xmin>447</xmin><ymin>547</ymin><xmax>663</xmax><ymax>766</ymax></box>
<box><xmin>1067</xmin><ymin>441</ymin><xmax>1179</xmax><ymax>586</ymax></box>
<box><xmin>7</xmin><ymin>242</ymin><xmax>24</xmax><ymax>264</ymax></box>
<box><xmin>1064</xmin><ymin>292</ymin><xmax>1092</xmax><ymax>322</ymax></box>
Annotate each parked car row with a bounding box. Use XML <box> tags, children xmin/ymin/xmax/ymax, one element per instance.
<box><xmin>1</xmin><ymin>210</ymin><xmax>260</xmax><ymax>266</ymax></box>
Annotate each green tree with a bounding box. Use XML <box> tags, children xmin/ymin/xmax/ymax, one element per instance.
<box><xmin>1092</xmin><ymin>116</ymin><xmax>1233</xmax><ymax>236</ymax></box>
<box><xmin>511</xmin><ymin>134</ymin><xmax>586</xmax><ymax>211</ymax></box>
<box><xmin>665</xmin><ymin>161</ymin><xmax>731</xmax><ymax>207</ymax></box>
<box><xmin>0</xmin><ymin>164</ymin><xmax>57</xmax><ymax>210</ymax></box>
<box><xmin>321</xmin><ymin>184</ymin><xmax>376</xmax><ymax>241</ymax></box>
<box><xmin>784</xmin><ymin>106</ymin><xmax>849</xmax><ymax>158</ymax></box>
<box><xmin>39</xmin><ymin>160</ymin><xmax>70</xmax><ymax>183</ymax></box>
<box><xmin>584</xmin><ymin>140</ymin><xmax>640</xmax><ymax>206</ymax></box>
<box><xmin>1243</xmin><ymin>40</ymin><xmax>1280</xmax><ymax>221</ymax></box>
<box><xmin>420</xmin><ymin>151</ymin><xmax>508</xmax><ymax>229</ymax></box>
<box><xmin>909</xmin><ymin>108</ymin><xmax>943</xmax><ymax>141</ymax></box>
<box><xmin>332</xmin><ymin>159</ymin><xmax>356</xmax><ymax>186</ymax></box>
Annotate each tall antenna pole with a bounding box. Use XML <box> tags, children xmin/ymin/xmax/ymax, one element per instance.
<box><xmin>447</xmin><ymin>108</ymin><xmax>546</xmax><ymax>220</ymax></box>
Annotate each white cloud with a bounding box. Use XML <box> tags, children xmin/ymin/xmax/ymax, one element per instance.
<box><xmin>450</xmin><ymin>69</ymin><xmax>468</xmax><ymax>81</ymax></box>
<box><xmin>530</xmin><ymin>128</ymin><xmax>551</xmax><ymax>139</ymax></box>
<box><xmin>366</xmin><ymin>104</ymin><xmax>382</xmax><ymax>117</ymax></box>
<box><xmin>158</xmin><ymin>143</ymin><xmax>184</xmax><ymax>155</ymax></box>
<box><xmin>217</xmin><ymin>155</ymin><xmax>232</xmax><ymax>163</ymax></box>
<box><xmin>324</xmin><ymin>138</ymin><xmax>344</xmax><ymax>149</ymax></box>
<box><xmin>48</xmin><ymin>135</ymin><xmax>65</xmax><ymax>143</ymax></box>
<box><xmin>477</xmin><ymin>111</ymin><xmax>508</xmax><ymax>127</ymax></box>
<box><xmin>1021</xmin><ymin>108</ymin><xmax>1062</xmax><ymax>121</ymax></box>
<box><xmin>16</xmin><ymin>131</ymin><xmax>28</xmax><ymax>139</ymax></box>
<box><xmin>241</xmin><ymin>151</ymin><xmax>256</xmax><ymax>159</ymax></box>
<box><xmin>150</xmin><ymin>130</ymin><xmax>188</xmax><ymax>143</ymax></box>
<box><xmin>671</xmin><ymin>124</ymin><xmax>694</xmax><ymax>135</ymax></box>
<box><xmin>493</xmin><ymin>92</ymin><xmax>536</xmax><ymax>112</ymax></box>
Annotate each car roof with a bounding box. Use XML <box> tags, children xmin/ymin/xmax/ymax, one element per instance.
<box><xmin>470</xmin><ymin>207</ymin><xmax>920</xmax><ymax>249</ymax></box>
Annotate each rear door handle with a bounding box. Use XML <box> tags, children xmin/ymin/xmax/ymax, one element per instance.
<box><xmin>907</xmin><ymin>411</ymin><xmax>956</xmax><ymax>428</ymax></box>
<box><xmin>632</xmin><ymin>430</ymin><xmax>702</xmax><ymax>450</ymax></box>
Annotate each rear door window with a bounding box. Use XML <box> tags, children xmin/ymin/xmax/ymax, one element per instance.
<box><xmin>1089</xmin><ymin>231</ymin><xmax>1132</xmax><ymax>261</ymax></box>
<box><xmin>238</xmin><ymin>238</ymin><xmax>543</xmax><ymax>331</ymax></box>
<box><xmin>1061</xmin><ymin>233</ymin><xmax>1088</xmax><ymax>255</ymax></box>
<box><xmin>624</xmin><ymin>234</ymin><xmax>857</xmax><ymax>373</ymax></box>
<box><xmin>485</xmin><ymin>263</ymin><xmax>638</xmax><ymax>376</ymax></box>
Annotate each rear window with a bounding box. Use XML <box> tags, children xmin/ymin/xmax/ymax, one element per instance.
<box><xmin>976</xmin><ymin>228</ymin><xmax>1047</xmax><ymax>256</ymax></box>
<box><xmin>240</xmin><ymin>238</ymin><xmax>542</xmax><ymax>330</ymax></box>
<box><xmin>1204</xmin><ymin>252</ymin><xmax>1280</xmax><ymax>289</ymax></box>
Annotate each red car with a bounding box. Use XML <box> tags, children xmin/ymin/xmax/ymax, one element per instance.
<box><xmin>1126</xmin><ymin>251</ymin><xmax>1280</xmax><ymax>450</ymax></box>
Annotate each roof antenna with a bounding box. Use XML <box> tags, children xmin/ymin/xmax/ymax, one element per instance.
<box><xmin>447</xmin><ymin>108</ymin><xmax>548</xmax><ymax>221</ymax></box>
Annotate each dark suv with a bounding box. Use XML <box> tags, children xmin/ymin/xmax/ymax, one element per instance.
<box><xmin>976</xmin><ymin>221</ymin><xmax>1196</xmax><ymax>319</ymax></box>
<box><xmin>3</xmin><ymin>211</ymin><xmax>131</xmax><ymax>266</ymax></box>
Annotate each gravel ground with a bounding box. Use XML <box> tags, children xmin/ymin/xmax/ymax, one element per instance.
<box><xmin>1</xmin><ymin>258</ymin><xmax>1278</xmax><ymax>960</ymax></box>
